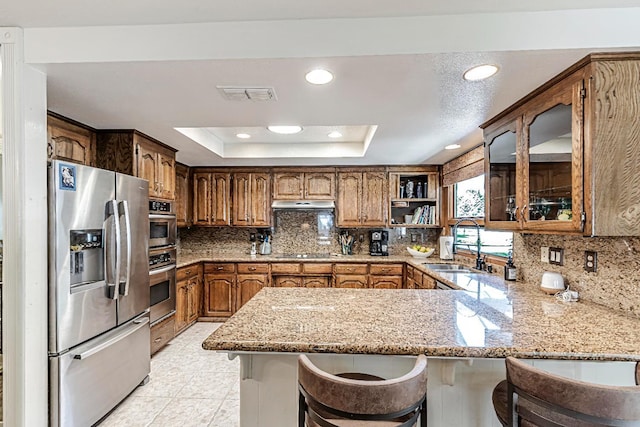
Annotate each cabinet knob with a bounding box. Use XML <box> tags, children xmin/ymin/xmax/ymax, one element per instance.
<box><xmin>185</xmin><ymin>270</ymin><xmax>191</xmax><ymax>275</ymax></box>
<box><xmin>248</xmin><ymin>267</ymin><xmax>256</xmax><ymax>271</ymax></box>
<box><xmin>216</xmin><ymin>266</ymin><xmax>224</xmax><ymax>271</ymax></box>
<box><xmin>154</xmin><ymin>337</ymin><xmax>162</xmax><ymax>343</ymax></box>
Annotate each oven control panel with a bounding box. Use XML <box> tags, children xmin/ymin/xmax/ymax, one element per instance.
<box><xmin>148</xmin><ymin>248</ymin><xmax>176</xmax><ymax>269</ymax></box>
<box><xmin>149</xmin><ymin>200</ymin><xmax>173</xmax><ymax>214</ymax></box>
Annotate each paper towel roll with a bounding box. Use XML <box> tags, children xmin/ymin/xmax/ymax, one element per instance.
<box><xmin>439</xmin><ymin>236</ymin><xmax>454</xmax><ymax>260</ymax></box>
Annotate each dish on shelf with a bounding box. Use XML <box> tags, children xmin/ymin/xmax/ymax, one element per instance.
<box><xmin>406</xmin><ymin>246</ymin><xmax>435</xmax><ymax>258</ymax></box>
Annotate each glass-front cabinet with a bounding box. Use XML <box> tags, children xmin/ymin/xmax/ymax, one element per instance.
<box><xmin>484</xmin><ymin>74</ymin><xmax>585</xmax><ymax>233</ymax></box>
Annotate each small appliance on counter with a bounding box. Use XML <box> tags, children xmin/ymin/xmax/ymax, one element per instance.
<box><xmin>259</xmin><ymin>232</ymin><xmax>272</xmax><ymax>255</ymax></box>
<box><xmin>369</xmin><ymin>230</ymin><xmax>389</xmax><ymax>256</ymax></box>
<box><xmin>540</xmin><ymin>271</ymin><xmax>565</xmax><ymax>294</ymax></box>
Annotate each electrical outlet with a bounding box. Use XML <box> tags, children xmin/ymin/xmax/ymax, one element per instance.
<box><xmin>359</xmin><ymin>234</ymin><xmax>365</xmax><ymax>243</ymax></box>
<box><xmin>411</xmin><ymin>234</ymin><xmax>417</xmax><ymax>243</ymax></box>
<box><xmin>249</xmin><ymin>233</ymin><xmax>256</xmax><ymax>242</ymax></box>
<box><xmin>584</xmin><ymin>250</ymin><xmax>597</xmax><ymax>272</ymax></box>
<box><xmin>549</xmin><ymin>247</ymin><xmax>564</xmax><ymax>266</ymax></box>
<box><xmin>541</xmin><ymin>247</ymin><xmax>549</xmax><ymax>263</ymax></box>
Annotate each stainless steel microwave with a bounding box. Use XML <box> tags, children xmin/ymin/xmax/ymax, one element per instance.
<box><xmin>149</xmin><ymin>214</ymin><xmax>176</xmax><ymax>248</ymax></box>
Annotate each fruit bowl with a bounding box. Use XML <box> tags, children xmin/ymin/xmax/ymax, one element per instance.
<box><xmin>407</xmin><ymin>247</ymin><xmax>435</xmax><ymax>258</ymax></box>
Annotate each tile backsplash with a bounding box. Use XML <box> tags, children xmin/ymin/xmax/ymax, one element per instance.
<box><xmin>514</xmin><ymin>233</ymin><xmax>640</xmax><ymax>318</ymax></box>
<box><xmin>178</xmin><ymin>210</ymin><xmax>439</xmax><ymax>256</ymax></box>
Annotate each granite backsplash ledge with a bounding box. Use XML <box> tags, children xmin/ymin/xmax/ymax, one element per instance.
<box><xmin>178</xmin><ymin>210</ymin><xmax>439</xmax><ymax>256</ymax></box>
<box><xmin>514</xmin><ymin>233</ymin><xmax>640</xmax><ymax>318</ymax></box>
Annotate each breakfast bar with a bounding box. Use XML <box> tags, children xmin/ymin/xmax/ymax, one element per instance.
<box><xmin>203</xmin><ymin>271</ymin><xmax>640</xmax><ymax>426</ymax></box>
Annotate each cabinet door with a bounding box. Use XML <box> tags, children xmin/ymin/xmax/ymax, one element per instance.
<box><xmin>485</xmin><ymin>119</ymin><xmax>521</xmax><ymax>230</ymax></box>
<box><xmin>136</xmin><ymin>142</ymin><xmax>159</xmax><ymax>197</ymax></box>
<box><xmin>48</xmin><ymin>116</ymin><xmax>94</xmax><ymax>166</ymax></box>
<box><xmin>522</xmin><ymin>77</ymin><xmax>584</xmax><ymax>233</ymax></box>
<box><xmin>251</xmin><ymin>173</ymin><xmax>271</xmax><ymax>226</ymax></box>
<box><xmin>212</xmin><ymin>173</ymin><xmax>231</xmax><ymax>226</ymax></box>
<box><xmin>158</xmin><ymin>151</ymin><xmax>176</xmax><ymax>200</ymax></box>
<box><xmin>174</xmin><ymin>278</ymin><xmax>190</xmax><ymax>333</ymax></box>
<box><xmin>203</xmin><ymin>273</ymin><xmax>235</xmax><ymax>317</ymax></box>
<box><xmin>187</xmin><ymin>277</ymin><xmax>201</xmax><ymax>323</ymax></box>
<box><xmin>302</xmin><ymin>276</ymin><xmax>330</xmax><ymax>288</ymax></box>
<box><xmin>273</xmin><ymin>172</ymin><xmax>303</xmax><ymax>199</ymax></box>
<box><xmin>334</xmin><ymin>274</ymin><xmax>368</xmax><ymax>288</ymax></box>
<box><xmin>236</xmin><ymin>274</ymin><xmax>268</xmax><ymax>309</ymax></box>
<box><xmin>370</xmin><ymin>276</ymin><xmax>402</xmax><ymax>289</ymax></box>
<box><xmin>305</xmin><ymin>172</ymin><xmax>335</xmax><ymax>199</ymax></box>
<box><xmin>193</xmin><ymin>173</ymin><xmax>212</xmax><ymax>225</ymax></box>
<box><xmin>273</xmin><ymin>276</ymin><xmax>302</xmax><ymax>288</ymax></box>
<box><xmin>232</xmin><ymin>173</ymin><xmax>251</xmax><ymax>226</ymax></box>
<box><xmin>337</xmin><ymin>173</ymin><xmax>362</xmax><ymax>227</ymax></box>
<box><xmin>361</xmin><ymin>172</ymin><xmax>388</xmax><ymax>226</ymax></box>
<box><xmin>418</xmin><ymin>274</ymin><xmax>437</xmax><ymax>290</ymax></box>
<box><xmin>175</xmin><ymin>163</ymin><xmax>191</xmax><ymax>227</ymax></box>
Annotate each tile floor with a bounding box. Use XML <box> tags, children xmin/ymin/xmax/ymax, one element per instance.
<box><xmin>99</xmin><ymin>322</ymin><xmax>239</xmax><ymax>427</ymax></box>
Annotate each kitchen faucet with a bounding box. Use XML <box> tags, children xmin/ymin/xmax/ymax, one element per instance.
<box><xmin>452</xmin><ymin>217</ymin><xmax>484</xmax><ymax>270</ymax></box>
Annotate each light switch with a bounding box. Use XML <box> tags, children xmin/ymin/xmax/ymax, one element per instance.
<box><xmin>549</xmin><ymin>247</ymin><xmax>564</xmax><ymax>266</ymax></box>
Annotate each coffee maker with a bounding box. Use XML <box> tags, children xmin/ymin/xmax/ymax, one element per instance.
<box><xmin>369</xmin><ymin>230</ymin><xmax>389</xmax><ymax>256</ymax></box>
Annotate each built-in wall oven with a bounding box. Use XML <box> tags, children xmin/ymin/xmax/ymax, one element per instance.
<box><xmin>149</xmin><ymin>199</ymin><xmax>177</xmax><ymax>324</ymax></box>
<box><xmin>149</xmin><ymin>246</ymin><xmax>176</xmax><ymax>323</ymax></box>
<box><xmin>149</xmin><ymin>200</ymin><xmax>177</xmax><ymax>248</ymax></box>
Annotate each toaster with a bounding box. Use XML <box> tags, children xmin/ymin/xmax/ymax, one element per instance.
<box><xmin>540</xmin><ymin>271</ymin><xmax>565</xmax><ymax>294</ymax></box>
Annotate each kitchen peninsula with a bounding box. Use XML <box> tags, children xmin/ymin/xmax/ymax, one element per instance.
<box><xmin>203</xmin><ymin>262</ymin><xmax>640</xmax><ymax>427</ymax></box>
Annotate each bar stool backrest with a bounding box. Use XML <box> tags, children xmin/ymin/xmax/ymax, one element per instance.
<box><xmin>298</xmin><ymin>354</ymin><xmax>427</xmax><ymax>426</ymax></box>
<box><xmin>506</xmin><ymin>356</ymin><xmax>640</xmax><ymax>426</ymax></box>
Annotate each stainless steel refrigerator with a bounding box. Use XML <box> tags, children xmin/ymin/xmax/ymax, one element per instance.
<box><xmin>48</xmin><ymin>160</ymin><xmax>151</xmax><ymax>427</ymax></box>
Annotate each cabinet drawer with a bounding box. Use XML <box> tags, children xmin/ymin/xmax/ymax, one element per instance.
<box><xmin>237</xmin><ymin>263</ymin><xmax>269</xmax><ymax>274</ymax></box>
<box><xmin>150</xmin><ymin>314</ymin><xmax>175</xmax><ymax>355</ymax></box>
<box><xmin>334</xmin><ymin>263</ymin><xmax>368</xmax><ymax>275</ymax></box>
<box><xmin>176</xmin><ymin>263</ymin><xmax>202</xmax><ymax>281</ymax></box>
<box><xmin>271</xmin><ymin>263</ymin><xmax>301</xmax><ymax>274</ymax></box>
<box><xmin>369</xmin><ymin>263</ymin><xmax>403</xmax><ymax>276</ymax></box>
<box><xmin>302</xmin><ymin>263</ymin><xmax>332</xmax><ymax>274</ymax></box>
<box><xmin>204</xmin><ymin>263</ymin><xmax>236</xmax><ymax>274</ymax></box>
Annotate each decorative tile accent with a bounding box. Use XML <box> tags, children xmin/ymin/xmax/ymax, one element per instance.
<box><xmin>514</xmin><ymin>234</ymin><xmax>640</xmax><ymax>318</ymax></box>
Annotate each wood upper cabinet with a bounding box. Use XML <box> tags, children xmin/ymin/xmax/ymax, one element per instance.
<box><xmin>337</xmin><ymin>171</ymin><xmax>387</xmax><ymax>227</ymax></box>
<box><xmin>232</xmin><ymin>172</ymin><xmax>271</xmax><ymax>227</ymax></box>
<box><xmin>96</xmin><ymin>130</ymin><xmax>177</xmax><ymax>200</ymax></box>
<box><xmin>47</xmin><ymin>113</ymin><xmax>96</xmax><ymax>166</ymax></box>
<box><xmin>273</xmin><ymin>170</ymin><xmax>336</xmax><ymax>200</ymax></box>
<box><xmin>484</xmin><ymin>53</ymin><xmax>640</xmax><ymax>236</ymax></box>
<box><xmin>175</xmin><ymin>264</ymin><xmax>202</xmax><ymax>334</ymax></box>
<box><xmin>175</xmin><ymin>163</ymin><xmax>192</xmax><ymax>227</ymax></box>
<box><xmin>193</xmin><ymin>171</ymin><xmax>231</xmax><ymax>226</ymax></box>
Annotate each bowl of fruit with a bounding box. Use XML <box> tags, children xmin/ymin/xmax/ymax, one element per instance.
<box><xmin>407</xmin><ymin>245</ymin><xmax>435</xmax><ymax>258</ymax></box>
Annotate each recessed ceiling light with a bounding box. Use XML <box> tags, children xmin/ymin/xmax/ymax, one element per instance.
<box><xmin>305</xmin><ymin>69</ymin><xmax>334</xmax><ymax>85</ymax></box>
<box><xmin>236</xmin><ymin>133</ymin><xmax>251</xmax><ymax>139</ymax></box>
<box><xmin>328</xmin><ymin>131</ymin><xmax>343</xmax><ymax>138</ymax></box>
<box><xmin>445</xmin><ymin>144</ymin><xmax>461</xmax><ymax>150</ymax></box>
<box><xmin>463</xmin><ymin>64</ymin><xmax>499</xmax><ymax>81</ymax></box>
<box><xmin>267</xmin><ymin>125</ymin><xmax>303</xmax><ymax>135</ymax></box>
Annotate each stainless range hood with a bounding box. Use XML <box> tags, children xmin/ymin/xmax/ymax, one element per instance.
<box><xmin>271</xmin><ymin>200</ymin><xmax>335</xmax><ymax>210</ymax></box>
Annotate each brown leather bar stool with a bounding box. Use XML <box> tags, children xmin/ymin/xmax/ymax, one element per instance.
<box><xmin>298</xmin><ymin>354</ymin><xmax>428</xmax><ymax>426</ymax></box>
<box><xmin>492</xmin><ymin>356</ymin><xmax>640</xmax><ymax>426</ymax></box>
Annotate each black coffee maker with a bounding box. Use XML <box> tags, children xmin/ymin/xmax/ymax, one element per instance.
<box><xmin>369</xmin><ymin>230</ymin><xmax>389</xmax><ymax>256</ymax></box>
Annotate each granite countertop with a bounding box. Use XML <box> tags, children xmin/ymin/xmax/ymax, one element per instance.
<box><xmin>202</xmin><ymin>260</ymin><xmax>640</xmax><ymax>361</ymax></box>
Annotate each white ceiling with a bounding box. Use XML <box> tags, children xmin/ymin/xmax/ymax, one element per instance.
<box><xmin>5</xmin><ymin>1</ymin><xmax>640</xmax><ymax>166</ymax></box>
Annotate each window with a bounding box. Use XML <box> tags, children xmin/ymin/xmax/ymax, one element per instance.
<box><xmin>453</xmin><ymin>175</ymin><xmax>512</xmax><ymax>258</ymax></box>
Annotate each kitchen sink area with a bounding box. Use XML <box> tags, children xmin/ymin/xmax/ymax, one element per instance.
<box><xmin>422</xmin><ymin>263</ymin><xmax>473</xmax><ymax>273</ymax></box>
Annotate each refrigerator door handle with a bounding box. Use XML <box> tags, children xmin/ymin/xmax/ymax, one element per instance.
<box><xmin>71</xmin><ymin>316</ymin><xmax>150</xmax><ymax>360</ymax></box>
<box><xmin>118</xmin><ymin>200</ymin><xmax>132</xmax><ymax>296</ymax></box>
<box><xmin>105</xmin><ymin>200</ymin><xmax>120</xmax><ymax>300</ymax></box>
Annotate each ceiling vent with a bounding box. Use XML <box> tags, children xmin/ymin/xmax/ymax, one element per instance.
<box><xmin>217</xmin><ymin>86</ymin><xmax>277</xmax><ymax>101</ymax></box>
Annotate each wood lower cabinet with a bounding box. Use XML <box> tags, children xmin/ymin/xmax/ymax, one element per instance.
<box><xmin>175</xmin><ymin>163</ymin><xmax>192</xmax><ymax>227</ymax></box>
<box><xmin>175</xmin><ymin>264</ymin><xmax>203</xmax><ymax>334</ymax></box>
<box><xmin>203</xmin><ymin>263</ymin><xmax>236</xmax><ymax>318</ymax></box>
<box><xmin>193</xmin><ymin>171</ymin><xmax>231</xmax><ymax>226</ymax></box>
<box><xmin>150</xmin><ymin>313</ymin><xmax>175</xmax><ymax>355</ymax></box>
<box><xmin>47</xmin><ymin>113</ymin><xmax>96</xmax><ymax>166</ymax></box>
<box><xmin>236</xmin><ymin>273</ymin><xmax>269</xmax><ymax>309</ymax></box>
<box><xmin>405</xmin><ymin>265</ymin><xmax>416</xmax><ymax>289</ymax></box>
<box><xmin>334</xmin><ymin>274</ymin><xmax>368</xmax><ymax>288</ymax></box>
<box><xmin>302</xmin><ymin>276</ymin><xmax>331</xmax><ymax>288</ymax></box>
<box><xmin>273</xmin><ymin>276</ymin><xmax>303</xmax><ymax>287</ymax></box>
<box><xmin>369</xmin><ymin>263</ymin><xmax>404</xmax><ymax>289</ymax></box>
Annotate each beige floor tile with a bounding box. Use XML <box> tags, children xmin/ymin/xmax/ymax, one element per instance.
<box><xmin>178</xmin><ymin>370</ymin><xmax>237</xmax><ymax>399</ymax></box>
<box><xmin>149</xmin><ymin>398</ymin><xmax>223</xmax><ymax>427</ymax></box>
<box><xmin>98</xmin><ymin>396</ymin><xmax>171</xmax><ymax>427</ymax></box>
<box><xmin>133</xmin><ymin>367</ymin><xmax>195</xmax><ymax>398</ymax></box>
<box><xmin>208</xmin><ymin>399</ymin><xmax>240</xmax><ymax>427</ymax></box>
